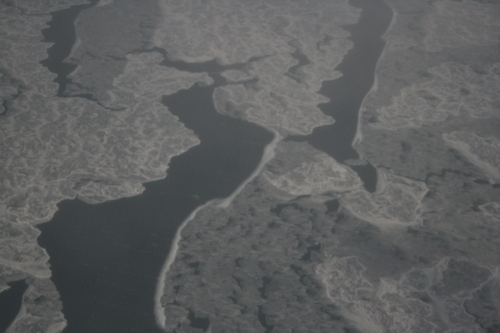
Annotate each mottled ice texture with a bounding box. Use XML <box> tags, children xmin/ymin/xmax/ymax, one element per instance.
<box><xmin>155</xmin><ymin>0</ymin><xmax>359</xmax><ymax>135</ymax></box>
<box><xmin>101</xmin><ymin>52</ymin><xmax>213</xmax><ymax>111</ymax></box>
<box><xmin>341</xmin><ymin>170</ymin><xmax>427</xmax><ymax>228</ymax></box>
<box><xmin>317</xmin><ymin>257</ymin><xmax>495</xmax><ymax>333</ymax></box>
<box><xmin>158</xmin><ymin>0</ymin><xmax>500</xmax><ymax>332</ymax></box>
<box><xmin>423</xmin><ymin>0</ymin><xmax>500</xmax><ymax>52</ymax></box>
<box><xmin>154</xmin><ymin>0</ymin><xmax>359</xmax><ymax>65</ymax></box>
<box><xmin>0</xmin><ymin>2</ymin><xmax>202</xmax><ymax>331</ymax></box>
<box><xmin>214</xmin><ymin>54</ymin><xmax>335</xmax><ymax>136</ymax></box>
<box><xmin>443</xmin><ymin>131</ymin><xmax>500</xmax><ymax>183</ymax></box>
<box><xmin>1</xmin><ymin>0</ymin><xmax>89</xmax><ymax>14</ymax></box>
<box><xmin>6</xmin><ymin>278</ymin><xmax>66</xmax><ymax>333</ymax></box>
<box><xmin>219</xmin><ymin>69</ymin><xmax>254</xmax><ymax>83</ymax></box>
<box><xmin>158</xmin><ymin>138</ymin><xmax>500</xmax><ymax>333</ymax></box>
<box><xmin>159</xmin><ymin>155</ymin><xmax>351</xmax><ymax>332</ymax></box>
<box><xmin>464</xmin><ymin>272</ymin><xmax>500</xmax><ymax>331</ymax></box>
<box><xmin>1</xmin><ymin>51</ymin><xmax>202</xmax><ymax>218</ymax></box>
<box><xmin>375</xmin><ymin>62</ymin><xmax>500</xmax><ymax>130</ymax></box>
<box><xmin>64</xmin><ymin>0</ymin><xmax>161</xmax><ymax>101</ymax></box>
<box><xmin>263</xmin><ymin>151</ymin><xmax>362</xmax><ymax>196</ymax></box>
<box><xmin>348</xmin><ymin>1</ymin><xmax>500</xmax><ymax>331</ymax></box>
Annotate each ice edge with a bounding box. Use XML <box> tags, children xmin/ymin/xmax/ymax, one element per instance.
<box><xmin>154</xmin><ymin>130</ymin><xmax>280</xmax><ymax>330</ymax></box>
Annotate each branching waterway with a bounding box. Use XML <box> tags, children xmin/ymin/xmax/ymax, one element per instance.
<box><xmin>37</xmin><ymin>80</ymin><xmax>272</xmax><ymax>332</ymax></box>
<box><xmin>288</xmin><ymin>0</ymin><xmax>393</xmax><ymax>193</ymax></box>
<box><xmin>39</xmin><ymin>1</ymin><xmax>98</xmax><ymax>97</ymax></box>
<box><xmin>30</xmin><ymin>0</ymin><xmax>393</xmax><ymax>332</ymax></box>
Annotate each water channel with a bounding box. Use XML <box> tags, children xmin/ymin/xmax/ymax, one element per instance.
<box><xmin>25</xmin><ymin>0</ymin><xmax>392</xmax><ymax>331</ymax></box>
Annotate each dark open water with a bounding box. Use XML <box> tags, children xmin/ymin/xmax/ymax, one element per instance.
<box><xmin>289</xmin><ymin>0</ymin><xmax>393</xmax><ymax>192</ymax></box>
<box><xmin>0</xmin><ymin>280</ymin><xmax>28</xmax><ymax>333</ymax></box>
<box><xmin>37</xmin><ymin>81</ymin><xmax>272</xmax><ymax>333</ymax></box>
<box><xmin>24</xmin><ymin>0</ymin><xmax>392</xmax><ymax>332</ymax></box>
<box><xmin>39</xmin><ymin>1</ymin><xmax>99</xmax><ymax>97</ymax></box>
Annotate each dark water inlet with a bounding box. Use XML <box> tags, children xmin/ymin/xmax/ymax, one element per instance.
<box><xmin>39</xmin><ymin>1</ymin><xmax>99</xmax><ymax>97</ymax></box>
<box><xmin>0</xmin><ymin>280</ymin><xmax>28</xmax><ymax>333</ymax></box>
<box><xmin>36</xmin><ymin>5</ymin><xmax>272</xmax><ymax>331</ymax></box>
<box><xmin>32</xmin><ymin>0</ymin><xmax>392</xmax><ymax>332</ymax></box>
<box><xmin>289</xmin><ymin>0</ymin><xmax>393</xmax><ymax>193</ymax></box>
<box><xmin>37</xmin><ymin>81</ymin><xmax>272</xmax><ymax>332</ymax></box>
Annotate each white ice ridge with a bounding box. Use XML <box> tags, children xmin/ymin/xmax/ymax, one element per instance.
<box><xmin>316</xmin><ymin>256</ymin><xmax>495</xmax><ymax>333</ymax></box>
<box><xmin>6</xmin><ymin>279</ymin><xmax>67</xmax><ymax>333</ymax></box>
<box><xmin>217</xmin><ymin>130</ymin><xmax>280</xmax><ymax>208</ymax></box>
<box><xmin>263</xmin><ymin>151</ymin><xmax>362</xmax><ymax>196</ymax></box>
<box><xmin>154</xmin><ymin>202</ymin><xmax>210</xmax><ymax>331</ymax></box>
<box><xmin>154</xmin><ymin>132</ymin><xmax>281</xmax><ymax>329</ymax></box>
<box><xmin>373</xmin><ymin>62</ymin><xmax>500</xmax><ymax>130</ymax></box>
<box><xmin>443</xmin><ymin>131</ymin><xmax>500</xmax><ymax>183</ymax></box>
<box><xmin>1</xmin><ymin>49</ymin><xmax>205</xmax><ymax>225</ymax></box>
<box><xmin>353</xmin><ymin>1</ymin><xmax>396</xmax><ymax>147</ymax></box>
<box><xmin>341</xmin><ymin>169</ymin><xmax>428</xmax><ymax>228</ymax></box>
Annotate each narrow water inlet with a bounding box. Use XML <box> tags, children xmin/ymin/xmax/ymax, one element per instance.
<box><xmin>38</xmin><ymin>78</ymin><xmax>272</xmax><ymax>332</ymax></box>
<box><xmin>39</xmin><ymin>1</ymin><xmax>99</xmax><ymax>97</ymax></box>
<box><xmin>288</xmin><ymin>0</ymin><xmax>393</xmax><ymax>193</ymax></box>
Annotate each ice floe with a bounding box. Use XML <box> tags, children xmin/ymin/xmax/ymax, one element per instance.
<box><xmin>263</xmin><ymin>151</ymin><xmax>362</xmax><ymax>196</ymax></box>
<box><xmin>341</xmin><ymin>169</ymin><xmax>428</xmax><ymax>228</ymax></box>
<box><xmin>154</xmin><ymin>0</ymin><xmax>359</xmax><ymax>65</ymax></box>
<box><xmin>213</xmin><ymin>54</ymin><xmax>334</xmax><ymax>136</ymax></box>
